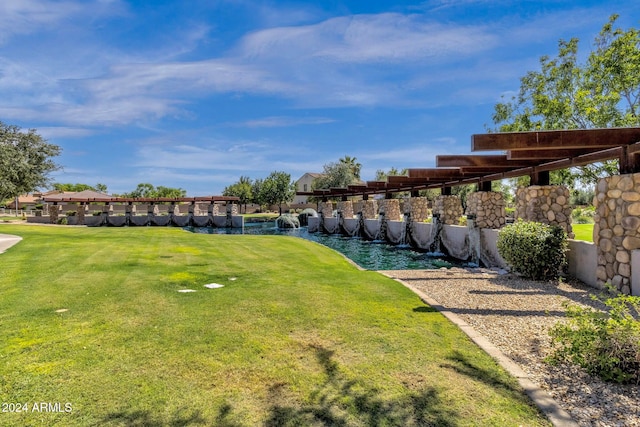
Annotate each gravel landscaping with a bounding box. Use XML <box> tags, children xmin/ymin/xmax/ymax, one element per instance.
<box><xmin>381</xmin><ymin>268</ymin><xmax>639</xmax><ymax>427</ymax></box>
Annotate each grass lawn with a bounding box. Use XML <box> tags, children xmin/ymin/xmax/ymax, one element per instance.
<box><xmin>0</xmin><ymin>225</ymin><xmax>550</xmax><ymax>426</ymax></box>
<box><xmin>0</xmin><ymin>216</ymin><xmax>27</xmax><ymax>222</ymax></box>
<box><xmin>572</xmin><ymin>223</ymin><xmax>594</xmax><ymax>242</ymax></box>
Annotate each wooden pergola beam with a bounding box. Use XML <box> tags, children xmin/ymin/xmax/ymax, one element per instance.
<box><xmin>507</xmin><ymin>149</ymin><xmax>597</xmax><ymax>160</ymax></box>
<box><xmin>472</xmin><ymin>127</ymin><xmax>640</xmax><ymax>151</ymax></box>
<box><xmin>436</xmin><ymin>155</ymin><xmax>537</xmax><ymax>168</ymax></box>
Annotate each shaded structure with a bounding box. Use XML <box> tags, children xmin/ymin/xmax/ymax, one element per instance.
<box><xmin>37</xmin><ymin>195</ymin><xmax>242</xmax><ymax>228</ymax></box>
<box><xmin>301</xmin><ymin>127</ymin><xmax>640</xmax><ymax>294</ymax></box>
<box><xmin>299</xmin><ymin>128</ymin><xmax>640</xmax><ymax>199</ymax></box>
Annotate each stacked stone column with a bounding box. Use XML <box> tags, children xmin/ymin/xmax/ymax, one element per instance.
<box><xmin>433</xmin><ymin>195</ymin><xmax>463</xmax><ymax>225</ymax></box>
<box><xmin>337</xmin><ymin>201</ymin><xmax>354</xmax><ymax>218</ymax></box>
<box><xmin>319</xmin><ymin>202</ymin><xmax>334</xmax><ymax>218</ymax></box>
<box><xmin>594</xmin><ymin>173</ymin><xmax>640</xmax><ymax>294</ymax></box>
<box><xmin>466</xmin><ymin>192</ymin><xmax>506</xmax><ymax>229</ymax></box>
<box><xmin>49</xmin><ymin>204</ymin><xmax>59</xmax><ymax>224</ymax></box>
<box><xmin>408</xmin><ymin>197</ymin><xmax>430</xmax><ymax>223</ymax></box>
<box><xmin>361</xmin><ymin>200</ymin><xmax>378</xmax><ymax>219</ymax></box>
<box><xmin>515</xmin><ymin>185</ymin><xmax>573</xmax><ymax>237</ymax></box>
<box><xmin>226</xmin><ymin>203</ymin><xmax>238</xmax><ymax>215</ymax></box>
<box><xmin>380</xmin><ymin>199</ymin><xmax>402</xmax><ymax>221</ymax></box>
<box><xmin>353</xmin><ymin>201</ymin><xmax>364</xmax><ymax>216</ymax></box>
<box><xmin>76</xmin><ymin>204</ymin><xmax>86</xmax><ymax>225</ymax></box>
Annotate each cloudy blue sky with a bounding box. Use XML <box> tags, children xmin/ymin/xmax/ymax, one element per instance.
<box><xmin>2</xmin><ymin>0</ymin><xmax>639</xmax><ymax>195</ymax></box>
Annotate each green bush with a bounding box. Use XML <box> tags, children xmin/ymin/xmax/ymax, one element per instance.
<box><xmin>571</xmin><ymin>206</ymin><xmax>595</xmax><ymax>224</ymax></box>
<box><xmin>497</xmin><ymin>220</ymin><xmax>567</xmax><ymax>280</ymax></box>
<box><xmin>65</xmin><ymin>210</ymin><xmax>77</xmax><ymax>216</ymax></box>
<box><xmin>548</xmin><ymin>292</ymin><xmax>640</xmax><ymax>384</ymax></box>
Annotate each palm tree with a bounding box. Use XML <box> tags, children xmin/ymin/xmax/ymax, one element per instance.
<box><xmin>339</xmin><ymin>156</ymin><xmax>362</xmax><ymax>180</ymax></box>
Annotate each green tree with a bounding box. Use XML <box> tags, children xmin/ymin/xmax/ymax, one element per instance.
<box><xmin>492</xmin><ymin>15</ymin><xmax>640</xmax><ymax>186</ymax></box>
<box><xmin>339</xmin><ymin>156</ymin><xmax>362</xmax><ymax>180</ymax></box>
<box><xmin>155</xmin><ymin>186</ymin><xmax>187</xmax><ymax>198</ymax></box>
<box><xmin>53</xmin><ymin>183</ymin><xmax>96</xmax><ymax>192</ymax></box>
<box><xmin>123</xmin><ymin>183</ymin><xmax>186</xmax><ymax>198</ymax></box>
<box><xmin>260</xmin><ymin>171</ymin><xmax>295</xmax><ymax>214</ymax></box>
<box><xmin>375</xmin><ymin>167</ymin><xmax>409</xmax><ymax>199</ymax></box>
<box><xmin>251</xmin><ymin>178</ymin><xmax>265</xmax><ymax>209</ymax></box>
<box><xmin>374</xmin><ymin>167</ymin><xmax>408</xmax><ymax>181</ymax></box>
<box><xmin>223</xmin><ymin>176</ymin><xmax>253</xmax><ymax>213</ymax></box>
<box><xmin>95</xmin><ymin>183</ymin><xmax>108</xmax><ymax>193</ymax></box>
<box><xmin>0</xmin><ymin>122</ymin><xmax>61</xmax><ymax>202</ymax></box>
<box><xmin>312</xmin><ymin>161</ymin><xmax>360</xmax><ymax>196</ymax></box>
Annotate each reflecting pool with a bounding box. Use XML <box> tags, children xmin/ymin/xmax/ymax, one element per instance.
<box><xmin>186</xmin><ymin>222</ymin><xmax>461</xmax><ymax>271</ymax></box>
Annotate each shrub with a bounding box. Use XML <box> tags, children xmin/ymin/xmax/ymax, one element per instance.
<box><xmin>65</xmin><ymin>210</ymin><xmax>77</xmax><ymax>216</ymax></box>
<box><xmin>548</xmin><ymin>292</ymin><xmax>640</xmax><ymax>384</ymax></box>
<box><xmin>571</xmin><ymin>206</ymin><xmax>595</xmax><ymax>224</ymax></box>
<box><xmin>497</xmin><ymin>220</ymin><xmax>567</xmax><ymax>280</ymax></box>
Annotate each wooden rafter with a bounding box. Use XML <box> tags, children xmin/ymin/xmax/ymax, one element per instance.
<box><xmin>436</xmin><ymin>155</ymin><xmax>537</xmax><ymax>168</ymax></box>
<box><xmin>472</xmin><ymin>127</ymin><xmax>640</xmax><ymax>151</ymax></box>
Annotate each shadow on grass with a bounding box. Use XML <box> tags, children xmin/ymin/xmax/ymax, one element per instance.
<box><xmin>263</xmin><ymin>343</ymin><xmax>457</xmax><ymax>426</ymax></box>
<box><xmin>101</xmin><ymin>407</ymin><xmax>208</xmax><ymax>426</ymax></box>
<box><xmin>412</xmin><ymin>306</ymin><xmax>438</xmax><ymax>313</ymax></box>
<box><xmin>101</xmin><ymin>345</ymin><xmax>461</xmax><ymax>426</ymax></box>
<box><xmin>442</xmin><ymin>350</ymin><xmax>540</xmax><ymax>409</ymax></box>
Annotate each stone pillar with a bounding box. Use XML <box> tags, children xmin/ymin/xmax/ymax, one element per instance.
<box><xmin>465</xmin><ymin>192</ymin><xmax>506</xmax><ymax>229</ymax></box>
<box><xmin>76</xmin><ymin>203</ymin><xmax>85</xmax><ymax>225</ymax></box>
<box><xmin>433</xmin><ymin>195</ymin><xmax>463</xmax><ymax>225</ymax></box>
<box><xmin>227</xmin><ymin>203</ymin><xmax>238</xmax><ymax>215</ymax></box>
<box><xmin>409</xmin><ymin>197</ymin><xmax>430</xmax><ymax>223</ymax></box>
<box><xmin>380</xmin><ymin>199</ymin><xmax>401</xmax><ymax>221</ymax></box>
<box><xmin>594</xmin><ymin>173</ymin><xmax>640</xmax><ymax>294</ymax></box>
<box><xmin>361</xmin><ymin>200</ymin><xmax>378</xmax><ymax>219</ymax></box>
<box><xmin>49</xmin><ymin>203</ymin><xmax>59</xmax><ymax>224</ymax></box>
<box><xmin>353</xmin><ymin>201</ymin><xmax>364</xmax><ymax>215</ymax></box>
<box><xmin>515</xmin><ymin>185</ymin><xmax>573</xmax><ymax>237</ymax></box>
<box><xmin>319</xmin><ymin>201</ymin><xmax>334</xmax><ymax>218</ymax></box>
<box><xmin>337</xmin><ymin>201</ymin><xmax>354</xmax><ymax>219</ymax></box>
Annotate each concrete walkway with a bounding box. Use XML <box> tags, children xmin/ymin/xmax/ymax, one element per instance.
<box><xmin>0</xmin><ymin>234</ymin><xmax>22</xmax><ymax>254</ymax></box>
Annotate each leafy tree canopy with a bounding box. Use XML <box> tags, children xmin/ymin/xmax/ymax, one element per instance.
<box><xmin>491</xmin><ymin>14</ymin><xmax>640</xmax><ymax>186</ymax></box>
<box><xmin>53</xmin><ymin>183</ymin><xmax>108</xmax><ymax>193</ymax></box>
<box><xmin>260</xmin><ymin>171</ymin><xmax>295</xmax><ymax>214</ymax></box>
<box><xmin>119</xmin><ymin>183</ymin><xmax>187</xmax><ymax>198</ymax></box>
<box><xmin>0</xmin><ymin>121</ymin><xmax>61</xmax><ymax>202</ymax></box>
<box><xmin>223</xmin><ymin>176</ymin><xmax>253</xmax><ymax>212</ymax></box>
<box><xmin>313</xmin><ymin>161</ymin><xmax>361</xmax><ymax>193</ymax></box>
<box><xmin>374</xmin><ymin>167</ymin><xmax>408</xmax><ymax>182</ymax></box>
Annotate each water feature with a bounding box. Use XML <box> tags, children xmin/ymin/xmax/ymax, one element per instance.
<box><xmin>428</xmin><ymin>214</ymin><xmax>443</xmax><ymax>255</ymax></box>
<box><xmin>186</xmin><ymin>222</ymin><xmax>461</xmax><ymax>270</ymax></box>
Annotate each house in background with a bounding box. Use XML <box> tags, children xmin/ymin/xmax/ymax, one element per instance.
<box><xmin>5</xmin><ymin>190</ymin><xmax>66</xmax><ymax>209</ymax></box>
<box><xmin>292</xmin><ymin>173</ymin><xmax>324</xmax><ymax>204</ymax></box>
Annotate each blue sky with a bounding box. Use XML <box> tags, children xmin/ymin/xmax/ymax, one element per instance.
<box><xmin>2</xmin><ymin>0</ymin><xmax>639</xmax><ymax>196</ymax></box>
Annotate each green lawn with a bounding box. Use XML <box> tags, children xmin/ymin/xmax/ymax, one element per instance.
<box><xmin>572</xmin><ymin>223</ymin><xmax>594</xmax><ymax>242</ymax></box>
<box><xmin>0</xmin><ymin>225</ymin><xmax>550</xmax><ymax>426</ymax></box>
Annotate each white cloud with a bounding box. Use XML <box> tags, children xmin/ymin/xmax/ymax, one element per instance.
<box><xmin>0</xmin><ymin>0</ymin><xmax>127</xmax><ymax>45</ymax></box>
<box><xmin>37</xmin><ymin>126</ymin><xmax>96</xmax><ymax>139</ymax></box>
<box><xmin>238</xmin><ymin>13</ymin><xmax>497</xmax><ymax>64</ymax></box>
<box><xmin>238</xmin><ymin>116</ymin><xmax>336</xmax><ymax>128</ymax></box>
